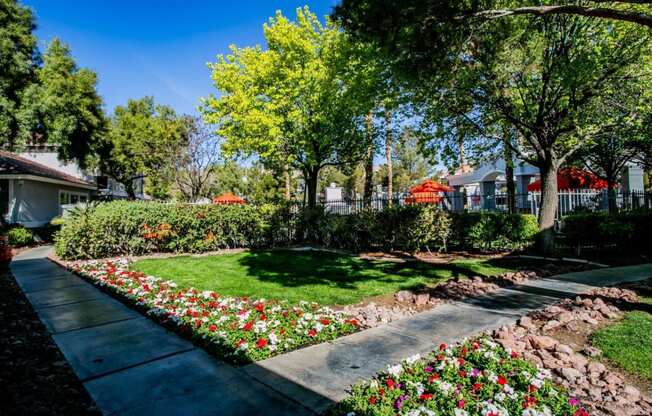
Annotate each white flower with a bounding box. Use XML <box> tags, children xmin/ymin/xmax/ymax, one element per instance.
<box><xmin>386</xmin><ymin>364</ymin><xmax>402</xmax><ymax>377</ymax></box>
<box><xmin>494</xmin><ymin>392</ymin><xmax>506</xmax><ymax>402</ymax></box>
<box><xmin>454</xmin><ymin>409</ymin><xmax>468</xmax><ymax>416</ymax></box>
<box><xmin>405</xmin><ymin>354</ymin><xmax>421</xmax><ymax>365</ymax></box>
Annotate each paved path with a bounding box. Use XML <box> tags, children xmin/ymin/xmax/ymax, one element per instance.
<box><xmin>243</xmin><ymin>263</ymin><xmax>652</xmax><ymax>413</ymax></box>
<box><xmin>11</xmin><ymin>247</ymin><xmax>315</xmax><ymax>416</ymax></box>
<box><xmin>12</xmin><ymin>246</ymin><xmax>652</xmax><ymax>415</ymax></box>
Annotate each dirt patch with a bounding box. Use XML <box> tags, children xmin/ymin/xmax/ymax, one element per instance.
<box><xmin>0</xmin><ymin>264</ymin><xmax>99</xmax><ymax>416</ymax></box>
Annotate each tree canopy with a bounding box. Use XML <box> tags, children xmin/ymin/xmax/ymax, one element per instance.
<box><xmin>98</xmin><ymin>97</ymin><xmax>187</xmax><ymax>199</ymax></box>
<box><xmin>202</xmin><ymin>7</ymin><xmax>378</xmax><ymax>206</ymax></box>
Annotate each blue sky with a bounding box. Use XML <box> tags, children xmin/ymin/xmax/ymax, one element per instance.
<box><xmin>23</xmin><ymin>1</ymin><xmax>338</xmax><ymax>115</ymax></box>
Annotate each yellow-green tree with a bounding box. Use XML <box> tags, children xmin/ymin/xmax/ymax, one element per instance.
<box><xmin>202</xmin><ymin>7</ymin><xmax>377</xmax><ymax>207</ymax></box>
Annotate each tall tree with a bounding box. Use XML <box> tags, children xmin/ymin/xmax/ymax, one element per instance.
<box><xmin>171</xmin><ymin>117</ymin><xmax>220</xmax><ymax>202</ymax></box>
<box><xmin>338</xmin><ymin>4</ymin><xmax>650</xmax><ymax>252</ymax></box>
<box><xmin>99</xmin><ymin>97</ymin><xmax>187</xmax><ymax>199</ymax></box>
<box><xmin>18</xmin><ymin>38</ymin><xmax>106</xmax><ymax>167</ymax></box>
<box><xmin>203</xmin><ymin>7</ymin><xmax>378</xmax><ymax>207</ymax></box>
<box><xmin>0</xmin><ymin>0</ymin><xmax>38</xmax><ymax>149</ymax></box>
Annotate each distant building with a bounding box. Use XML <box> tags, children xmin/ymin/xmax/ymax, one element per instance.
<box><xmin>0</xmin><ymin>147</ymin><xmax>145</xmax><ymax>228</ymax></box>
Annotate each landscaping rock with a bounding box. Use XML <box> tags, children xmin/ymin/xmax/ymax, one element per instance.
<box><xmin>394</xmin><ymin>290</ymin><xmax>414</xmax><ymax>303</ymax></box>
<box><xmin>414</xmin><ymin>293</ymin><xmax>430</xmax><ymax>306</ymax></box>
<box><xmin>529</xmin><ymin>335</ymin><xmax>558</xmax><ymax>350</ymax></box>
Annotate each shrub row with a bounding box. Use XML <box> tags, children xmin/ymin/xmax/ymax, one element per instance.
<box><xmin>562</xmin><ymin>210</ymin><xmax>652</xmax><ymax>254</ymax></box>
<box><xmin>55</xmin><ymin>201</ymin><xmax>539</xmax><ymax>260</ymax></box>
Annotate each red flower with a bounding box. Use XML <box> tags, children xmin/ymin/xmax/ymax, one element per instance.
<box><xmin>460</xmin><ymin>347</ymin><xmax>468</xmax><ymax>357</ymax></box>
<box><xmin>574</xmin><ymin>409</ymin><xmax>590</xmax><ymax>416</ymax></box>
<box><xmin>511</xmin><ymin>351</ymin><xmax>519</xmax><ymax>358</ymax></box>
<box><xmin>472</xmin><ymin>341</ymin><xmax>480</xmax><ymax>350</ymax></box>
<box><xmin>308</xmin><ymin>328</ymin><xmax>317</xmax><ymax>337</ymax></box>
<box><xmin>458</xmin><ymin>357</ymin><xmax>465</xmax><ymax>366</ymax></box>
<box><xmin>528</xmin><ymin>385</ymin><xmax>538</xmax><ymax>393</ymax></box>
<box><xmin>522</xmin><ymin>395</ymin><xmax>537</xmax><ymax>409</ymax></box>
<box><xmin>419</xmin><ymin>393</ymin><xmax>433</xmax><ymax>401</ymax></box>
<box><xmin>378</xmin><ymin>388</ymin><xmax>385</xmax><ymax>396</ymax></box>
<box><xmin>497</xmin><ymin>375</ymin><xmax>507</xmax><ymax>385</ymax></box>
<box><xmin>459</xmin><ymin>370</ymin><xmax>467</xmax><ymax>378</ymax></box>
<box><xmin>243</xmin><ymin>321</ymin><xmax>254</xmax><ymax>331</ymax></box>
<box><xmin>260</xmin><ymin>314</ymin><xmax>267</xmax><ymax>321</ymax></box>
<box><xmin>385</xmin><ymin>378</ymin><xmax>395</xmax><ymax>389</ymax></box>
<box><xmin>428</xmin><ymin>374</ymin><xmax>440</xmax><ymax>383</ymax></box>
<box><xmin>472</xmin><ymin>383</ymin><xmax>482</xmax><ymax>392</ymax></box>
<box><xmin>320</xmin><ymin>318</ymin><xmax>330</xmax><ymax>325</ymax></box>
<box><xmin>368</xmin><ymin>396</ymin><xmax>377</xmax><ymax>405</ymax></box>
<box><xmin>235</xmin><ymin>339</ymin><xmax>246</xmax><ymax>348</ymax></box>
<box><xmin>457</xmin><ymin>399</ymin><xmax>465</xmax><ymax>409</ymax></box>
<box><xmin>256</xmin><ymin>303</ymin><xmax>264</xmax><ymax>312</ymax></box>
<box><xmin>439</xmin><ymin>343</ymin><xmax>447</xmax><ymax>351</ymax></box>
<box><xmin>209</xmin><ymin>324</ymin><xmax>217</xmax><ymax>332</ymax></box>
<box><xmin>256</xmin><ymin>338</ymin><xmax>268</xmax><ymax>348</ymax></box>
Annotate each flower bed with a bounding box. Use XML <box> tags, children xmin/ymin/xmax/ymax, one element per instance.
<box><xmin>333</xmin><ymin>337</ymin><xmax>589</xmax><ymax>416</ymax></box>
<box><xmin>70</xmin><ymin>259</ymin><xmax>358</xmax><ymax>364</ymax></box>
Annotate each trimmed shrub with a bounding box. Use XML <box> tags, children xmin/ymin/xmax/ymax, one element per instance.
<box><xmin>7</xmin><ymin>226</ymin><xmax>34</xmax><ymax>247</ymax></box>
<box><xmin>54</xmin><ymin>201</ymin><xmax>292</xmax><ymax>260</ymax></box>
<box><xmin>563</xmin><ymin>210</ymin><xmax>652</xmax><ymax>253</ymax></box>
<box><xmin>450</xmin><ymin>212</ymin><xmax>539</xmax><ymax>252</ymax></box>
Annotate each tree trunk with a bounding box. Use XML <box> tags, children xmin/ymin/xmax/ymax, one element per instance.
<box><xmin>363</xmin><ymin>112</ymin><xmax>374</xmax><ymax>208</ymax></box>
<box><xmin>385</xmin><ymin>109</ymin><xmax>393</xmax><ymax>206</ymax></box>
<box><xmin>606</xmin><ymin>171</ymin><xmax>617</xmax><ymax>214</ymax></box>
<box><xmin>125</xmin><ymin>181</ymin><xmax>136</xmax><ymax>200</ymax></box>
<box><xmin>284</xmin><ymin>165</ymin><xmax>291</xmax><ymax>201</ymax></box>
<box><xmin>503</xmin><ymin>133</ymin><xmax>516</xmax><ymax>214</ymax></box>
<box><xmin>305</xmin><ymin>167</ymin><xmax>319</xmax><ymax>208</ymax></box>
<box><xmin>538</xmin><ymin>160</ymin><xmax>559</xmax><ymax>254</ymax></box>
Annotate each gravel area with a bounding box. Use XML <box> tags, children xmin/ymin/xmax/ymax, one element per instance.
<box><xmin>0</xmin><ymin>265</ymin><xmax>99</xmax><ymax>416</ymax></box>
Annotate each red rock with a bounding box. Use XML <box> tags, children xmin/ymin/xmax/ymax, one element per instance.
<box><xmin>529</xmin><ymin>335</ymin><xmax>558</xmax><ymax>350</ymax></box>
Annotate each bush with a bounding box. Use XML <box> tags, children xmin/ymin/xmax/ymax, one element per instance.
<box><xmin>450</xmin><ymin>212</ymin><xmax>539</xmax><ymax>252</ymax></box>
<box><xmin>7</xmin><ymin>226</ymin><xmax>34</xmax><ymax>247</ymax></box>
<box><xmin>54</xmin><ymin>201</ymin><xmax>292</xmax><ymax>260</ymax></box>
<box><xmin>563</xmin><ymin>210</ymin><xmax>652</xmax><ymax>253</ymax></box>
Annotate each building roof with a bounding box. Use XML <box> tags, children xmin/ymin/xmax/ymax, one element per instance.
<box><xmin>0</xmin><ymin>150</ymin><xmax>95</xmax><ymax>189</ymax></box>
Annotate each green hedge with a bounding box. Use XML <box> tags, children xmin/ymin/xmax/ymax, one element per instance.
<box><xmin>54</xmin><ymin>201</ymin><xmax>293</xmax><ymax>260</ymax></box>
<box><xmin>449</xmin><ymin>211</ymin><xmax>539</xmax><ymax>252</ymax></box>
<box><xmin>563</xmin><ymin>211</ymin><xmax>652</xmax><ymax>253</ymax></box>
<box><xmin>55</xmin><ymin>201</ymin><xmax>538</xmax><ymax>259</ymax></box>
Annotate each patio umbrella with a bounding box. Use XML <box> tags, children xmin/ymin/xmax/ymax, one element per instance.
<box><xmin>527</xmin><ymin>167</ymin><xmax>609</xmax><ymax>191</ymax></box>
<box><xmin>212</xmin><ymin>192</ymin><xmax>246</xmax><ymax>205</ymax></box>
<box><xmin>405</xmin><ymin>179</ymin><xmax>453</xmax><ymax>204</ymax></box>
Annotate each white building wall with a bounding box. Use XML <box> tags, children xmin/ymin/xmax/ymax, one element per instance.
<box><xmin>6</xmin><ymin>179</ymin><xmax>90</xmax><ymax>227</ymax></box>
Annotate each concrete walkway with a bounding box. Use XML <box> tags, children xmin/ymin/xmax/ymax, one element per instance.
<box><xmin>11</xmin><ymin>247</ymin><xmax>316</xmax><ymax>416</ymax></box>
<box><xmin>243</xmin><ymin>263</ymin><xmax>652</xmax><ymax>413</ymax></box>
<box><xmin>12</xmin><ymin>246</ymin><xmax>652</xmax><ymax>415</ymax></box>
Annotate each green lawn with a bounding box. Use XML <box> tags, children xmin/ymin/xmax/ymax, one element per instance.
<box><xmin>590</xmin><ymin>297</ymin><xmax>652</xmax><ymax>381</ymax></box>
<box><xmin>131</xmin><ymin>249</ymin><xmax>514</xmax><ymax>305</ymax></box>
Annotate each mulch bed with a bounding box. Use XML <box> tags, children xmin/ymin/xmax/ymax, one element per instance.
<box><xmin>0</xmin><ymin>264</ymin><xmax>99</xmax><ymax>416</ymax></box>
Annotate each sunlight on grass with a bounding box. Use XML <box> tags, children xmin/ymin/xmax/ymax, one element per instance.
<box><xmin>590</xmin><ymin>299</ymin><xmax>652</xmax><ymax>381</ymax></box>
<box><xmin>131</xmin><ymin>250</ymin><xmax>514</xmax><ymax>305</ymax></box>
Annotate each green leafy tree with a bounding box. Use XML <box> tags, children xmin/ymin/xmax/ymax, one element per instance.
<box><xmin>0</xmin><ymin>0</ymin><xmax>38</xmax><ymax>149</ymax></box>
<box><xmin>338</xmin><ymin>3</ymin><xmax>651</xmax><ymax>252</ymax></box>
<box><xmin>18</xmin><ymin>38</ymin><xmax>106</xmax><ymax>167</ymax></box>
<box><xmin>203</xmin><ymin>7</ymin><xmax>375</xmax><ymax>207</ymax></box>
<box><xmin>99</xmin><ymin>97</ymin><xmax>187</xmax><ymax>199</ymax></box>
<box><xmin>209</xmin><ymin>161</ymin><xmax>286</xmax><ymax>203</ymax></box>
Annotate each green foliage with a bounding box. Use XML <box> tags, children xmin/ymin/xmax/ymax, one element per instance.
<box><xmin>563</xmin><ymin>211</ymin><xmax>652</xmax><ymax>253</ymax></box>
<box><xmin>209</xmin><ymin>161</ymin><xmax>287</xmax><ymax>203</ymax></box>
<box><xmin>54</xmin><ymin>201</ymin><xmax>292</xmax><ymax>260</ymax></box>
<box><xmin>17</xmin><ymin>38</ymin><xmax>106</xmax><ymax>167</ymax></box>
<box><xmin>450</xmin><ymin>212</ymin><xmax>539</xmax><ymax>252</ymax></box>
<box><xmin>7</xmin><ymin>226</ymin><xmax>34</xmax><ymax>247</ymax></box>
<box><xmin>98</xmin><ymin>97</ymin><xmax>187</xmax><ymax>199</ymax></box>
<box><xmin>0</xmin><ymin>0</ymin><xmax>38</xmax><ymax>148</ymax></box>
<box><xmin>202</xmin><ymin>7</ymin><xmax>378</xmax><ymax>206</ymax></box>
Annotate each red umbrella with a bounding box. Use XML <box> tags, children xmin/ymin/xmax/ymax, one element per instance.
<box><xmin>405</xmin><ymin>179</ymin><xmax>453</xmax><ymax>204</ymax></box>
<box><xmin>527</xmin><ymin>168</ymin><xmax>609</xmax><ymax>191</ymax></box>
<box><xmin>212</xmin><ymin>192</ymin><xmax>246</xmax><ymax>205</ymax></box>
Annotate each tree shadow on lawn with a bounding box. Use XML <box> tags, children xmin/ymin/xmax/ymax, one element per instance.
<box><xmin>236</xmin><ymin>250</ymin><xmax>493</xmax><ymax>292</ymax></box>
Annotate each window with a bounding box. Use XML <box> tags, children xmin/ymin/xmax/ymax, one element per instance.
<box><xmin>59</xmin><ymin>191</ymin><xmax>89</xmax><ymax>207</ymax></box>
